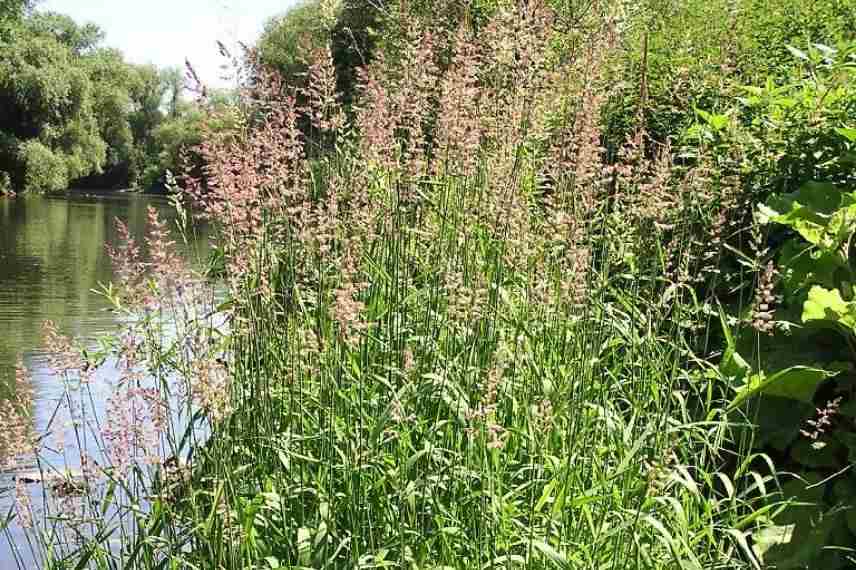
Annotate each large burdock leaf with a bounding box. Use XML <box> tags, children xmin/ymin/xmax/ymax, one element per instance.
<box><xmin>766</xmin><ymin>202</ymin><xmax>827</xmax><ymax>245</ymax></box>
<box><xmin>777</xmin><ymin>182</ymin><xmax>845</xmax><ymax>216</ymax></box>
<box><xmin>753</xmin><ymin>475</ymin><xmax>852</xmax><ymax>569</ymax></box>
<box><xmin>763</xmin><ymin>182</ymin><xmax>856</xmax><ymax>250</ymax></box>
<box><xmin>836</xmin><ymin>127</ymin><xmax>856</xmax><ymax>142</ymax></box>
<box><xmin>728</xmin><ymin>366</ymin><xmax>839</xmax><ymax>411</ymax></box>
<box><xmin>778</xmin><ymin>240</ymin><xmax>843</xmax><ymax>295</ymax></box>
<box><xmin>802</xmin><ymin>285</ymin><xmax>856</xmax><ymax>330</ymax></box>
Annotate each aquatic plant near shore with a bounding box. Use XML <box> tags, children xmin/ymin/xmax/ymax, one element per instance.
<box><xmin>0</xmin><ymin>360</ymin><xmax>36</xmax><ymax>471</ymax></box>
<box><xmin>0</xmin><ymin>198</ymin><xmax>230</xmax><ymax>567</ymax></box>
<box><xmin>141</xmin><ymin>2</ymin><xmax>776</xmax><ymax>568</ymax></box>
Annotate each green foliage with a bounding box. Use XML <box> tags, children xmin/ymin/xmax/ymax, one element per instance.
<box><xmin>160</xmin><ymin>66</ymin><xmax>184</xmax><ymax>119</ymax></box>
<box><xmin>330</xmin><ymin>0</ymin><xmax>386</xmax><ymax>103</ymax></box>
<box><xmin>718</xmin><ymin>309</ymin><xmax>839</xmax><ymax>410</ymax></box>
<box><xmin>0</xmin><ymin>21</ymin><xmax>111</xmax><ymax>192</ymax></box>
<box><xmin>754</xmin><ymin>46</ymin><xmax>856</xmax><ymax>343</ymax></box>
<box><xmin>603</xmin><ymin>0</ymin><xmax>856</xmax><ymax>150</ymax></box>
<box><xmin>18</xmin><ymin>139</ymin><xmax>70</xmax><ymax>193</ymax></box>
<box><xmin>0</xmin><ymin>0</ymin><xmax>32</xmax><ymax>22</ymax></box>
<box><xmin>731</xmin><ymin>365</ymin><xmax>839</xmax><ymax>409</ymax></box>
<box><xmin>26</xmin><ymin>10</ymin><xmax>105</xmax><ymax>54</ymax></box>
<box><xmin>753</xmin><ymin>473</ymin><xmax>854</xmax><ymax>569</ymax></box>
<box><xmin>0</xmin><ymin>6</ymin><xmax>230</xmax><ymax>193</ymax></box>
<box><xmin>736</xmin><ymin>43</ymin><xmax>856</xmax><ymax>196</ymax></box>
<box><xmin>803</xmin><ymin>285</ymin><xmax>856</xmax><ymax>331</ymax></box>
<box><xmin>140</xmin><ymin>109</ymin><xmax>203</xmax><ymax>189</ymax></box>
<box><xmin>260</xmin><ymin>0</ymin><xmax>390</xmax><ymax>105</ymax></box>
<box><xmin>693</xmin><ymin>37</ymin><xmax>856</xmax><ymax>570</ymax></box>
<box><xmin>258</xmin><ymin>0</ymin><xmax>332</xmax><ymax>83</ymax></box>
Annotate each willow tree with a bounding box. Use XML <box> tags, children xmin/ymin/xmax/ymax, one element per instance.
<box><xmin>0</xmin><ymin>21</ymin><xmax>106</xmax><ymax>192</ymax></box>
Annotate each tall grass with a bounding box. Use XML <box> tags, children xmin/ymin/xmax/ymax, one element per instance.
<box><xmin>0</xmin><ymin>1</ymin><xmax>780</xmax><ymax>568</ymax></box>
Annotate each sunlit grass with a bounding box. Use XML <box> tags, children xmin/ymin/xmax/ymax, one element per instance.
<box><xmin>0</xmin><ymin>1</ymin><xmax>787</xmax><ymax>567</ymax></box>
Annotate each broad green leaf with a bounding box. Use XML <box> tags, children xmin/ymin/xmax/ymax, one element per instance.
<box><xmin>785</xmin><ymin>45</ymin><xmax>810</xmax><ymax>61</ymax></box>
<box><xmin>824</xmin><ymin>201</ymin><xmax>856</xmax><ymax>250</ymax></box>
<box><xmin>721</xmin><ymin>349</ymin><xmax>750</xmax><ymax>382</ymax></box>
<box><xmin>718</xmin><ymin>305</ymin><xmax>750</xmax><ymax>383</ymax></box>
<box><xmin>831</xmin><ymin>477</ymin><xmax>856</xmax><ymax>536</ymax></box>
<box><xmin>694</xmin><ymin>107</ymin><xmax>729</xmax><ymax>131</ymax></box>
<box><xmin>695</xmin><ymin>107</ymin><xmax>712</xmax><ymax>123</ymax></box>
<box><xmin>772</xmin><ymin>181</ymin><xmax>841</xmax><ymax>215</ymax></box>
<box><xmin>766</xmin><ymin>183</ymin><xmax>856</xmax><ymax>256</ymax></box>
<box><xmin>802</xmin><ymin>285</ymin><xmax>856</xmax><ymax>330</ymax></box>
<box><xmin>533</xmin><ymin>480</ymin><xmax>556</xmax><ymax>513</ymax></box>
<box><xmin>755</xmin><ymin>475</ymin><xmax>850</xmax><ymax>569</ymax></box>
<box><xmin>768</xmin><ymin>204</ymin><xmax>827</xmax><ymax>245</ymax></box>
<box><xmin>750</xmin><ymin>396</ymin><xmax>813</xmax><ymax>451</ymax></box>
<box><xmin>834</xmin><ymin>432</ymin><xmax>856</xmax><ymax>465</ymax></box>
<box><xmin>780</xmin><ymin>240</ymin><xmax>844</xmax><ymax>292</ymax></box>
<box><xmin>790</xmin><ymin>438</ymin><xmax>843</xmax><ymax>468</ymax></box>
<box><xmin>728</xmin><ymin>365</ymin><xmax>838</xmax><ymax>410</ymax></box>
<box><xmin>757</xmin><ymin>202</ymin><xmax>779</xmax><ymax>225</ymax></box>
<box><xmin>838</xmin><ymin>400</ymin><xmax>856</xmax><ymax>418</ymax></box>
<box><xmin>708</xmin><ymin>114</ymin><xmax>729</xmax><ymax>131</ymax></box>
<box><xmin>835</xmin><ymin>127</ymin><xmax>856</xmax><ymax>142</ymax></box>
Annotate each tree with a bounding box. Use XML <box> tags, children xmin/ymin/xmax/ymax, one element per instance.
<box><xmin>78</xmin><ymin>47</ymin><xmax>137</xmax><ymax>187</ymax></box>
<box><xmin>258</xmin><ymin>1</ymin><xmax>330</xmax><ymax>84</ymax></box>
<box><xmin>331</xmin><ymin>0</ymin><xmax>386</xmax><ymax>103</ymax></box>
<box><xmin>26</xmin><ymin>11</ymin><xmax>104</xmax><ymax>54</ymax></box>
<box><xmin>160</xmin><ymin>66</ymin><xmax>185</xmax><ymax>119</ymax></box>
<box><xmin>0</xmin><ymin>5</ymin><xmax>237</xmax><ymax>193</ymax></box>
<box><xmin>258</xmin><ymin>0</ymin><xmax>388</xmax><ymax>105</ymax></box>
<box><xmin>0</xmin><ymin>24</ymin><xmax>105</xmax><ymax>192</ymax></box>
<box><xmin>0</xmin><ymin>0</ymin><xmax>36</xmax><ymax>22</ymax></box>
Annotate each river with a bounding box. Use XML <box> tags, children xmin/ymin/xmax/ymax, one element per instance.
<box><xmin>0</xmin><ymin>189</ymin><xmax>216</xmax><ymax>568</ymax></box>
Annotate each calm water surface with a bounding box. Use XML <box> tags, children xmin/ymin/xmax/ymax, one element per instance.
<box><xmin>0</xmin><ymin>190</ymin><xmax>216</xmax><ymax>567</ymax></box>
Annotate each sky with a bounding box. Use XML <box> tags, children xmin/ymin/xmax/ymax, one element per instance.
<box><xmin>39</xmin><ymin>0</ymin><xmax>298</xmax><ymax>87</ymax></box>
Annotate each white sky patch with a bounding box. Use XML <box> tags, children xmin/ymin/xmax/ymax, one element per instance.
<box><xmin>38</xmin><ymin>0</ymin><xmax>297</xmax><ymax>88</ymax></box>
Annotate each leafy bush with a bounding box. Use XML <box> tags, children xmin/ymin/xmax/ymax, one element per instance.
<box><xmin>18</xmin><ymin>140</ymin><xmax>68</xmax><ymax>193</ymax></box>
<box><xmin>690</xmin><ymin>40</ymin><xmax>856</xmax><ymax>568</ymax></box>
<box><xmin>603</xmin><ymin>0</ymin><xmax>856</xmax><ymax>151</ymax></box>
<box><xmin>258</xmin><ymin>0</ymin><xmax>333</xmax><ymax>84</ymax></box>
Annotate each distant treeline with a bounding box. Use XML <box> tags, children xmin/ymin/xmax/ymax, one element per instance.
<box><xmin>0</xmin><ymin>0</ymin><xmax>395</xmax><ymax>195</ymax></box>
<box><xmin>0</xmin><ymin>0</ymin><xmax>236</xmax><ymax>194</ymax></box>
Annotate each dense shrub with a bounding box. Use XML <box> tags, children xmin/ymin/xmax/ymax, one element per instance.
<box><xmin>18</xmin><ymin>140</ymin><xmax>71</xmax><ymax>193</ymax></box>
<box><xmin>602</xmin><ymin>0</ymin><xmax>856</xmax><ymax>151</ymax></box>
<box><xmin>0</xmin><ymin>9</ymin><xmax>232</xmax><ymax>193</ymax></box>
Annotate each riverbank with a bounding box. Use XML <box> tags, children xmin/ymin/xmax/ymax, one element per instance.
<box><xmin>3</xmin><ymin>0</ymin><xmax>856</xmax><ymax>568</ymax></box>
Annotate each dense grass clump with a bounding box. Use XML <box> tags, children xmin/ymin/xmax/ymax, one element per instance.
<box><xmin>162</xmin><ymin>3</ymin><xmax>772</xmax><ymax>568</ymax></box>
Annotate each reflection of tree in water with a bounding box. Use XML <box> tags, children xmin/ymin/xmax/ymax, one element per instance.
<box><xmin>0</xmin><ymin>193</ymin><xmax>211</xmax><ymax>393</ymax></box>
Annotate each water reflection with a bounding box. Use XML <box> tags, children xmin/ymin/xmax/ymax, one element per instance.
<box><xmin>0</xmin><ymin>191</ymin><xmax>214</xmax><ymax>387</ymax></box>
<box><xmin>0</xmin><ymin>190</ymin><xmax>217</xmax><ymax>568</ymax></box>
